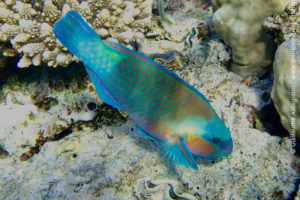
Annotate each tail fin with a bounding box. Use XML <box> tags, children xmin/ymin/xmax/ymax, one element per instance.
<box><xmin>161</xmin><ymin>138</ymin><xmax>198</xmax><ymax>170</ymax></box>
<box><xmin>53</xmin><ymin>10</ymin><xmax>106</xmax><ymax>65</ymax></box>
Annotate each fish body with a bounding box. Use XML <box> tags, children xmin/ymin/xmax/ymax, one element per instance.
<box><xmin>53</xmin><ymin>11</ymin><xmax>233</xmax><ymax>169</ymax></box>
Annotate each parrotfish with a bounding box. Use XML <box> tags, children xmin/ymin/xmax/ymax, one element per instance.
<box><xmin>53</xmin><ymin>11</ymin><xmax>233</xmax><ymax>170</ymax></box>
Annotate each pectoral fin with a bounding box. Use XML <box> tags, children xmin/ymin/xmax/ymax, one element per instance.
<box><xmin>178</xmin><ymin>138</ymin><xmax>198</xmax><ymax>169</ymax></box>
<box><xmin>136</xmin><ymin>125</ymin><xmax>159</xmax><ymax>142</ymax></box>
<box><xmin>161</xmin><ymin>137</ymin><xmax>198</xmax><ymax>170</ymax></box>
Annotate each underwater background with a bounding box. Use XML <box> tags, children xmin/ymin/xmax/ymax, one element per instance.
<box><xmin>0</xmin><ymin>0</ymin><xmax>299</xmax><ymax>199</ymax></box>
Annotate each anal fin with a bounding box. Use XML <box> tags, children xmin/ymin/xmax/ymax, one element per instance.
<box><xmin>136</xmin><ymin>125</ymin><xmax>159</xmax><ymax>142</ymax></box>
<box><xmin>136</xmin><ymin>125</ymin><xmax>198</xmax><ymax>170</ymax></box>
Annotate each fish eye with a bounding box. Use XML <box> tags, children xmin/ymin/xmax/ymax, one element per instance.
<box><xmin>87</xmin><ymin>101</ymin><xmax>98</xmax><ymax>112</ymax></box>
<box><xmin>212</xmin><ymin>137</ymin><xmax>220</xmax><ymax>143</ymax></box>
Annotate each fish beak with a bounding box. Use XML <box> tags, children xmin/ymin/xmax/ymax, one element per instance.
<box><xmin>202</xmin><ymin>136</ymin><xmax>233</xmax><ymax>160</ymax></box>
<box><xmin>218</xmin><ymin>137</ymin><xmax>233</xmax><ymax>157</ymax></box>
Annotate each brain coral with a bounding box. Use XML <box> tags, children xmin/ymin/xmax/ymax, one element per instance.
<box><xmin>0</xmin><ymin>0</ymin><xmax>153</xmax><ymax>68</ymax></box>
<box><xmin>211</xmin><ymin>0</ymin><xmax>289</xmax><ymax>77</ymax></box>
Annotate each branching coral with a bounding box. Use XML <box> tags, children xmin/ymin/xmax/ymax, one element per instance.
<box><xmin>211</xmin><ymin>0</ymin><xmax>289</xmax><ymax>77</ymax></box>
<box><xmin>0</xmin><ymin>0</ymin><xmax>153</xmax><ymax>68</ymax></box>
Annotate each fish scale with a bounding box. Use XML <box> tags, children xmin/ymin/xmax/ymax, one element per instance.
<box><xmin>53</xmin><ymin>10</ymin><xmax>233</xmax><ymax>170</ymax></box>
<box><xmin>101</xmin><ymin>56</ymin><xmax>178</xmax><ymax>129</ymax></box>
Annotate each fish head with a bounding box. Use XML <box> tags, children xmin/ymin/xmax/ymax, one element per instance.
<box><xmin>184</xmin><ymin>118</ymin><xmax>233</xmax><ymax>161</ymax></box>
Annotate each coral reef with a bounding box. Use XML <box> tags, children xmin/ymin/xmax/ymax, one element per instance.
<box><xmin>0</xmin><ymin>0</ymin><xmax>298</xmax><ymax>199</ymax></box>
<box><xmin>0</xmin><ymin>64</ymin><xmax>126</xmax><ymax>159</ymax></box>
<box><xmin>0</xmin><ymin>35</ymin><xmax>298</xmax><ymax>199</ymax></box>
<box><xmin>271</xmin><ymin>37</ymin><xmax>300</xmax><ymax>139</ymax></box>
<box><xmin>263</xmin><ymin>4</ymin><xmax>300</xmax><ymax>43</ymax></box>
<box><xmin>211</xmin><ymin>0</ymin><xmax>289</xmax><ymax>77</ymax></box>
<box><xmin>0</xmin><ymin>0</ymin><xmax>153</xmax><ymax>67</ymax></box>
<box><xmin>263</xmin><ymin>4</ymin><xmax>300</xmax><ymax>138</ymax></box>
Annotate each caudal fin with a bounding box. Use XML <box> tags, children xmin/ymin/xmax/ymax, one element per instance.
<box><xmin>161</xmin><ymin>138</ymin><xmax>198</xmax><ymax>170</ymax></box>
<box><xmin>53</xmin><ymin>10</ymin><xmax>105</xmax><ymax>65</ymax></box>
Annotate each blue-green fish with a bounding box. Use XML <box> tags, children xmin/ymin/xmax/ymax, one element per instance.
<box><xmin>53</xmin><ymin>11</ymin><xmax>233</xmax><ymax>170</ymax></box>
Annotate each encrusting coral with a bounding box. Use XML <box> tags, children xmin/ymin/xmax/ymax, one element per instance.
<box><xmin>0</xmin><ymin>0</ymin><xmax>153</xmax><ymax>68</ymax></box>
<box><xmin>271</xmin><ymin>37</ymin><xmax>300</xmax><ymax>139</ymax></box>
<box><xmin>211</xmin><ymin>0</ymin><xmax>289</xmax><ymax>77</ymax></box>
